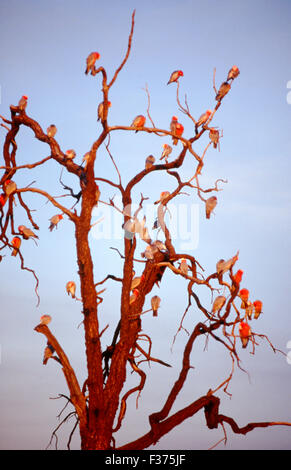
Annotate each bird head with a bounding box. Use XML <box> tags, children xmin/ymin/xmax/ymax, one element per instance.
<box><xmin>206</xmin><ymin>110</ymin><xmax>212</xmax><ymax>116</ymax></box>
<box><xmin>58</xmin><ymin>214</ymin><xmax>63</xmax><ymax>220</ymax></box>
<box><xmin>133</xmin><ymin>289</ymin><xmax>139</xmax><ymax>298</ymax></box>
<box><xmin>162</xmin><ymin>143</ymin><xmax>168</xmax><ymax>149</ymax></box>
<box><xmin>18</xmin><ymin>225</ymin><xmax>25</xmax><ymax>233</ymax></box>
<box><xmin>22</xmin><ymin>95</ymin><xmax>28</xmax><ymax>100</ymax></box>
<box><xmin>94</xmin><ymin>52</ymin><xmax>100</xmax><ymax>60</ymax></box>
<box><xmin>178</xmin><ymin>70</ymin><xmax>184</xmax><ymax>77</ymax></box>
<box><xmin>172</xmin><ymin>116</ymin><xmax>178</xmax><ymax>121</ymax></box>
<box><xmin>12</xmin><ymin>236</ymin><xmax>21</xmax><ymax>247</ymax></box>
<box><xmin>108</xmin><ymin>101</ymin><xmax>112</xmax><ymax>107</ymax></box>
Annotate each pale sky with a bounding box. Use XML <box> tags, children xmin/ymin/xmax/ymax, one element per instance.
<box><xmin>0</xmin><ymin>0</ymin><xmax>291</xmax><ymax>450</ymax></box>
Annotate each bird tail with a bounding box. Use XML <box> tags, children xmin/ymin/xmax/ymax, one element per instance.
<box><xmin>195</xmin><ymin>125</ymin><xmax>198</xmax><ymax>135</ymax></box>
<box><xmin>11</xmin><ymin>249</ymin><xmax>17</xmax><ymax>257</ymax></box>
<box><xmin>172</xmin><ymin>137</ymin><xmax>178</xmax><ymax>145</ymax></box>
<box><xmin>153</xmin><ymin>309</ymin><xmax>158</xmax><ymax>317</ymax></box>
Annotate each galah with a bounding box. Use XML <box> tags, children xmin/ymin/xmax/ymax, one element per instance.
<box><xmin>0</xmin><ymin>193</ymin><xmax>7</xmax><ymax>208</ymax></box>
<box><xmin>47</xmin><ymin>124</ymin><xmax>57</xmax><ymax>138</ymax></box>
<box><xmin>227</xmin><ymin>65</ymin><xmax>240</xmax><ymax>81</ymax></box>
<box><xmin>209</xmin><ymin>128</ymin><xmax>220</xmax><ymax>149</ymax></box>
<box><xmin>216</xmin><ymin>252</ymin><xmax>239</xmax><ymax>276</ymax></box>
<box><xmin>205</xmin><ymin>196</ymin><xmax>217</xmax><ymax>219</ymax></box>
<box><xmin>195</xmin><ymin>110</ymin><xmax>212</xmax><ymax>135</ymax></box>
<box><xmin>65</xmin><ymin>149</ymin><xmax>76</xmax><ymax>160</ymax></box>
<box><xmin>253</xmin><ymin>300</ymin><xmax>263</xmax><ymax>319</ymax></box>
<box><xmin>18</xmin><ymin>95</ymin><xmax>28</xmax><ymax>111</ymax></box>
<box><xmin>170</xmin><ymin>116</ymin><xmax>184</xmax><ymax>145</ymax></box>
<box><xmin>216</xmin><ymin>81</ymin><xmax>231</xmax><ymax>102</ymax></box>
<box><xmin>11</xmin><ymin>236</ymin><xmax>21</xmax><ymax>256</ymax></box>
<box><xmin>233</xmin><ymin>269</ymin><xmax>243</xmax><ymax>285</ymax></box>
<box><xmin>66</xmin><ymin>281</ymin><xmax>76</xmax><ymax>299</ymax></box>
<box><xmin>141</xmin><ymin>244</ymin><xmax>158</xmax><ymax>260</ymax></box>
<box><xmin>145</xmin><ymin>155</ymin><xmax>155</xmax><ymax>170</ymax></box>
<box><xmin>212</xmin><ymin>295</ymin><xmax>226</xmax><ymax>314</ymax></box>
<box><xmin>131</xmin><ymin>274</ymin><xmax>145</xmax><ymax>291</ymax></box>
<box><xmin>18</xmin><ymin>225</ymin><xmax>39</xmax><ymax>240</ymax></box>
<box><xmin>239</xmin><ymin>288</ymin><xmax>249</xmax><ymax>309</ymax></box>
<box><xmin>131</xmin><ymin>115</ymin><xmax>146</xmax><ymax>132</ymax></box>
<box><xmin>3</xmin><ymin>179</ymin><xmax>17</xmax><ymax>196</ymax></box>
<box><xmin>151</xmin><ymin>295</ymin><xmax>161</xmax><ymax>317</ymax></box>
<box><xmin>155</xmin><ymin>191</ymin><xmax>170</xmax><ymax>204</ymax></box>
<box><xmin>167</xmin><ymin>70</ymin><xmax>184</xmax><ymax>85</ymax></box>
<box><xmin>179</xmin><ymin>258</ymin><xmax>189</xmax><ymax>275</ymax></box>
<box><xmin>49</xmin><ymin>214</ymin><xmax>63</xmax><ymax>231</ymax></box>
<box><xmin>43</xmin><ymin>343</ymin><xmax>55</xmax><ymax>365</ymax></box>
<box><xmin>245</xmin><ymin>301</ymin><xmax>253</xmax><ymax>320</ymax></box>
<box><xmin>97</xmin><ymin>101</ymin><xmax>112</xmax><ymax>121</ymax></box>
<box><xmin>130</xmin><ymin>288</ymin><xmax>139</xmax><ymax>305</ymax></box>
<box><xmin>239</xmin><ymin>321</ymin><xmax>251</xmax><ymax>348</ymax></box>
<box><xmin>40</xmin><ymin>314</ymin><xmax>52</xmax><ymax>325</ymax></box>
<box><xmin>160</xmin><ymin>144</ymin><xmax>172</xmax><ymax>161</ymax></box>
<box><xmin>85</xmin><ymin>52</ymin><xmax>100</xmax><ymax>74</ymax></box>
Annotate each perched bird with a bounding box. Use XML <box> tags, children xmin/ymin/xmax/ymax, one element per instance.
<box><xmin>154</xmin><ymin>191</ymin><xmax>170</xmax><ymax>205</ymax></box>
<box><xmin>209</xmin><ymin>128</ymin><xmax>220</xmax><ymax>149</ymax></box>
<box><xmin>131</xmin><ymin>274</ymin><xmax>145</xmax><ymax>291</ymax></box>
<box><xmin>3</xmin><ymin>179</ymin><xmax>17</xmax><ymax>196</ymax></box>
<box><xmin>253</xmin><ymin>300</ymin><xmax>263</xmax><ymax>320</ymax></box>
<box><xmin>141</xmin><ymin>244</ymin><xmax>158</xmax><ymax>261</ymax></box>
<box><xmin>179</xmin><ymin>258</ymin><xmax>189</xmax><ymax>275</ymax></box>
<box><xmin>167</xmin><ymin>70</ymin><xmax>184</xmax><ymax>85</ymax></box>
<box><xmin>49</xmin><ymin>214</ymin><xmax>63</xmax><ymax>231</ymax></box>
<box><xmin>18</xmin><ymin>95</ymin><xmax>28</xmax><ymax>111</ymax></box>
<box><xmin>47</xmin><ymin>124</ymin><xmax>57</xmax><ymax>138</ymax></box>
<box><xmin>170</xmin><ymin>116</ymin><xmax>184</xmax><ymax>145</ymax></box>
<box><xmin>233</xmin><ymin>269</ymin><xmax>243</xmax><ymax>284</ymax></box>
<box><xmin>215</xmin><ymin>81</ymin><xmax>231</xmax><ymax>102</ymax></box>
<box><xmin>205</xmin><ymin>196</ymin><xmax>217</xmax><ymax>219</ymax></box>
<box><xmin>195</xmin><ymin>110</ymin><xmax>212</xmax><ymax>135</ymax></box>
<box><xmin>227</xmin><ymin>65</ymin><xmax>240</xmax><ymax>81</ymax></box>
<box><xmin>239</xmin><ymin>321</ymin><xmax>251</xmax><ymax>348</ymax></box>
<box><xmin>11</xmin><ymin>236</ymin><xmax>21</xmax><ymax>256</ymax></box>
<box><xmin>66</xmin><ymin>281</ymin><xmax>76</xmax><ymax>299</ymax></box>
<box><xmin>43</xmin><ymin>343</ymin><xmax>55</xmax><ymax>365</ymax></box>
<box><xmin>40</xmin><ymin>314</ymin><xmax>52</xmax><ymax>325</ymax></box>
<box><xmin>212</xmin><ymin>295</ymin><xmax>226</xmax><ymax>315</ymax></box>
<box><xmin>160</xmin><ymin>144</ymin><xmax>172</xmax><ymax>161</ymax></box>
<box><xmin>130</xmin><ymin>288</ymin><xmax>139</xmax><ymax>305</ymax></box>
<box><xmin>85</xmin><ymin>52</ymin><xmax>100</xmax><ymax>74</ymax></box>
<box><xmin>65</xmin><ymin>149</ymin><xmax>76</xmax><ymax>160</ymax></box>
<box><xmin>145</xmin><ymin>155</ymin><xmax>155</xmax><ymax>170</ymax></box>
<box><xmin>239</xmin><ymin>288</ymin><xmax>249</xmax><ymax>309</ymax></box>
<box><xmin>97</xmin><ymin>101</ymin><xmax>112</xmax><ymax>121</ymax></box>
<box><xmin>131</xmin><ymin>115</ymin><xmax>146</xmax><ymax>132</ymax></box>
<box><xmin>0</xmin><ymin>193</ymin><xmax>7</xmax><ymax>208</ymax></box>
<box><xmin>245</xmin><ymin>301</ymin><xmax>253</xmax><ymax>320</ymax></box>
<box><xmin>82</xmin><ymin>152</ymin><xmax>90</xmax><ymax>167</ymax></box>
<box><xmin>18</xmin><ymin>225</ymin><xmax>39</xmax><ymax>240</ymax></box>
<box><xmin>216</xmin><ymin>252</ymin><xmax>239</xmax><ymax>277</ymax></box>
<box><xmin>151</xmin><ymin>295</ymin><xmax>161</xmax><ymax>317</ymax></box>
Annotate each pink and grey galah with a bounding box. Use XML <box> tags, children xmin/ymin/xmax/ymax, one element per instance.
<box><xmin>205</xmin><ymin>196</ymin><xmax>217</xmax><ymax>219</ymax></box>
<box><xmin>154</xmin><ymin>190</ymin><xmax>171</xmax><ymax>204</ymax></box>
<box><xmin>145</xmin><ymin>155</ymin><xmax>155</xmax><ymax>170</ymax></box>
<box><xmin>209</xmin><ymin>128</ymin><xmax>220</xmax><ymax>149</ymax></box>
<box><xmin>18</xmin><ymin>225</ymin><xmax>39</xmax><ymax>240</ymax></box>
<box><xmin>239</xmin><ymin>321</ymin><xmax>251</xmax><ymax>348</ymax></box>
<box><xmin>131</xmin><ymin>274</ymin><xmax>145</xmax><ymax>291</ymax></box>
<box><xmin>40</xmin><ymin>314</ymin><xmax>52</xmax><ymax>325</ymax></box>
<box><xmin>160</xmin><ymin>144</ymin><xmax>172</xmax><ymax>161</ymax></box>
<box><xmin>216</xmin><ymin>251</ymin><xmax>239</xmax><ymax>276</ymax></box>
<box><xmin>97</xmin><ymin>101</ymin><xmax>112</xmax><ymax>121</ymax></box>
<box><xmin>212</xmin><ymin>295</ymin><xmax>226</xmax><ymax>314</ymax></box>
<box><xmin>11</xmin><ymin>236</ymin><xmax>21</xmax><ymax>256</ymax></box>
<box><xmin>65</xmin><ymin>149</ymin><xmax>76</xmax><ymax>160</ymax></box>
<box><xmin>3</xmin><ymin>179</ymin><xmax>17</xmax><ymax>196</ymax></box>
<box><xmin>141</xmin><ymin>244</ymin><xmax>158</xmax><ymax>260</ymax></box>
<box><xmin>0</xmin><ymin>193</ymin><xmax>7</xmax><ymax>208</ymax></box>
<box><xmin>170</xmin><ymin>116</ymin><xmax>184</xmax><ymax>145</ymax></box>
<box><xmin>167</xmin><ymin>70</ymin><xmax>184</xmax><ymax>85</ymax></box>
<box><xmin>227</xmin><ymin>65</ymin><xmax>240</xmax><ymax>81</ymax></box>
<box><xmin>47</xmin><ymin>124</ymin><xmax>57</xmax><ymax>138</ymax></box>
<box><xmin>151</xmin><ymin>295</ymin><xmax>161</xmax><ymax>317</ymax></box>
<box><xmin>43</xmin><ymin>343</ymin><xmax>55</xmax><ymax>365</ymax></box>
<box><xmin>49</xmin><ymin>214</ymin><xmax>63</xmax><ymax>231</ymax></box>
<box><xmin>131</xmin><ymin>115</ymin><xmax>146</xmax><ymax>132</ymax></box>
<box><xmin>66</xmin><ymin>281</ymin><xmax>76</xmax><ymax>299</ymax></box>
<box><xmin>195</xmin><ymin>110</ymin><xmax>212</xmax><ymax>135</ymax></box>
<box><xmin>179</xmin><ymin>258</ymin><xmax>189</xmax><ymax>275</ymax></box>
<box><xmin>85</xmin><ymin>52</ymin><xmax>100</xmax><ymax>74</ymax></box>
<box><xmin>18</xmin><ymin>95</ymin><xmax>28</xmax><ymax>111</ymax></box>
<box><xmin>215</xmin><ymin>82</ymin><xmax>231</xmax><ymax>102</ymax></box>
<box><xmin>253</xmin><ymin>300</ymin><xmax>263</xmax><ymax>319</ymax></box>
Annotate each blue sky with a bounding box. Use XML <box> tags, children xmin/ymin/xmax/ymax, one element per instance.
<box><xmin>0</xmin><ymin>0</ymin><xmax>291</xmax><ymax>450</ymax></box>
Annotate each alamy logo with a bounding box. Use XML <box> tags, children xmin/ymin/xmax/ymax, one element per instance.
<box><xmin>287</xmin><ymin>81</ymin><xmax>291</xmax><ymax>105</ymax></box>
<box><xmin>286</xmin><ymin>340</ymin><xmax>291</xmax><ymax>365</ymax></box>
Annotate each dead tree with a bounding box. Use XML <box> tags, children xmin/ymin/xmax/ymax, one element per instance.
<box><xmin>1</xmin><ymin>11</ymin><xmax>290</xmax><ymax>450</ymax></box>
